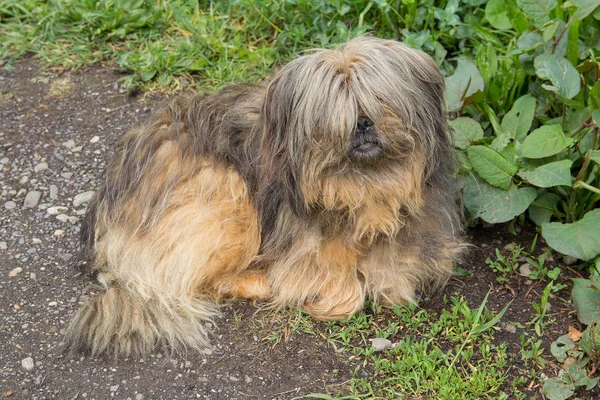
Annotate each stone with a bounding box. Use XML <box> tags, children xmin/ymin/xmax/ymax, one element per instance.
<box><xmin>5</xmin><ymin>201</ymin><xmax>17</xmax><ymax>210</ymax></box>
<box><xmin>370</xmin><ymin>338</ymin><xmax>392</xmax><ymax>352</ymax></box>
<box><xmin>34</xmin><ymin>162</ymin><xmax>48</xmax><ymax>173</ymax></box>
<box><xmin>21</xmin><ymin>357</ymin><xmax>34</xmax><ymax>371</ymax></box>
<box><xmin>563</xmin><ymin>255</ymin><xmax>578</xmax><ymax>266</ymax></box>
<box><xmin>73</xmin><ymin>191</ymin><xmax>95</xmax><ymax>207</ymax></box>
<box><xmin>518</xmin><ymin>263</ymin><xmax>531</xmax><ymax>277</ymax></box>
<box><xmin>49</xmin><ymin>185</ymin><xmax>59</xmax><ymax>200</ymax></box>
<box><xmin>47</xmin><ymin>206</ymin><xmax>68</xmax><ymax>215</ymax></box>
<box><xmin>9</xmin><ymin>267</ymin><xmax>23</xmax><ymax>277</ymax></box>
<box><xmin>23</xmin><ymin>191</ymin><xmax>42</xmax><ymax>208</ymax></box>
<box><xmin>90</xmin><ymin>136</ymin><xmax>100</xmax><ymax>143</ymax></box>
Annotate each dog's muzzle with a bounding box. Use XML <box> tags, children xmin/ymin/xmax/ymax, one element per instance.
<box><xmin>349</xmin><ymin>117</ymin><xmax>384</xmax><ymax>164</ymax></box>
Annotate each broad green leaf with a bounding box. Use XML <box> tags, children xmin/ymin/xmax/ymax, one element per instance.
<box><xmin>464</xmin><ymin>174</ymin><xmax>537</xmax><ymax>223</ymax></box>
<box><xmin>550</xmin><ymin>334</ymin><xmax>576</xmax><ymax>363</ymax></box>
<box><xmin>485</xmin><ymin>0</ymin><xmax>513</xmax><ymax>29</ymax></box>
<box><xmin>520</xmin><ymin>125</ymin><xmax>573</xmax><ymax>158</ymax></box>
<box><xmin>457</xmin><ymin>151</ymin><xmax>472</xmax><ymax>171</ymax></box>
<box><xmin>593</xmin><ymin>109</ymin><xmax>600</xmax><ymax>126</ymax></box>
<box><xmin>445</xmin><ymin>59</ymin><xmax>485</xmax><ymax>112</ymax></box>
<box><xmin>542</xmin><ymin>209</ymin><xmax>600</xmax><ymax>261</ymax></box>
<box><xmin>501</xmin><ymin>94</ymin><xmax>537</xmax><ymax>141</ymax></box>
<box><xmin>518</xmin><ymin>160</ymin><xmax>573</xmax><ymax>187</ymax></box>
<box><xmin>517</xmin><ymin>32</ymin><xmax>543</xmax><ymax>51</ymax></box>
<box><xmin>580</xmin><ymin>322</ymin><xmax>600</xmax><ymax>358</ymax></box>
<box><xmin>517</xmin><ymin>0</ymin><xmax>558</xmax><ymax>27</ymax></box>
<box><xmin>534</xmin><ymin>54</ymin><xmax>581</xmax><ymax>99</ymax></box>
<box><xmin>468</xmin><ymin>146</ymin><xmax>517</xmax><ymax>190</ymax></box>
<box><xmin>541</xmin><ymin>378</ymin><xmax>575</xmax><ymax>400</ymax></box>
<box><xmin>590</xmin><ymin>81</ymin><xmax>600</xmax><ymax>109</ymax></box>
<box><xmin>572</xmin><ymin>278</ymin><xmax>600</xmax><ymax>324</ymax></box>
<box><xmin>571</xmin><ymin>0</ymin><xmax>600</xmax><ymax>21</ymax></box>
<box><xmin>528</xmin><ymin>192</ymin><xmax>560</xmax><ymax>226</ymax></box>
<box><xmin>449</xmin><ymin>117</ymin><xmax>484</xmax><ymax>149</ymax></box>
<box><xmin>591</xmin><ymin>150</ymin><xmax>600</xmax><ymax>164</ymax></box>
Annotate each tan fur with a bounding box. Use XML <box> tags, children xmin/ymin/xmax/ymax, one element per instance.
<box><xmin>65</xmin><ymin>36</ymin><xmax>465</xmax><ymax>357</ymax></box>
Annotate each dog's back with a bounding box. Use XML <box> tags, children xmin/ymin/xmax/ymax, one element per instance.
<box><xmin>67</xmin><ymin>86</ymin><xmax>269</xmax><ymax>356</ymax></box>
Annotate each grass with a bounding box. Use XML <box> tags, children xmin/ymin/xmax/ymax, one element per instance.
<box><xmin>246</xmin><ymin>294</ymin><xmax>542</xmax><ymax>399</ymax></box>
<box><xmin>0</xmin><ymin>0</ymin><xmax>504</xmax><ymax>91</ymax></box>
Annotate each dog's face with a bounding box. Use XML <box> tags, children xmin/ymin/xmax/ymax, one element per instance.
<box><xmin>260</xmin><ymin>37</ymin><xmax>450</xmax><ymax>217</ymax></box>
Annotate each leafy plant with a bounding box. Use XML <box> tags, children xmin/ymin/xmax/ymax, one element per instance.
<box><xmin>542</xmin><ymin>274</ymin><xmax>600</xmax><ymax>399</ymax></box>
<box><xmin>448</xmin><ymin>0</ymin><xmax>600</xmax><ymax>264</ymax></box>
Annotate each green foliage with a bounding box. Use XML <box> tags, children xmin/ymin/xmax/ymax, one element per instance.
<box><xmin>320</xmin><ymin>295</ymin><xmax>515</xmax><ymax>399</ymax></box>
<box><xmin>541</xmin><ymin>273</ymin><xmax>600</xmax><ymax>400</ymax></box>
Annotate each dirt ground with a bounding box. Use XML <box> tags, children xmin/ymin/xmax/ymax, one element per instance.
<box><xmin>0</xmin><ymin>59</ymin><xmax>590</xmax><ymax>399</ymax></box>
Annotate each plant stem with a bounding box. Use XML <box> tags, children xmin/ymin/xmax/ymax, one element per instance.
<box><xmin>574</xmin><ymin>181</ymin><xmax>600</xmax><ymax>195</ymax></box>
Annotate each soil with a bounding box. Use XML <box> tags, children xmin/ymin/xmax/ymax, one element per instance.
<box><xmin>0</xmin><ymin>58</ymin><xmax>593</xmax><ymax>399</ymax></box>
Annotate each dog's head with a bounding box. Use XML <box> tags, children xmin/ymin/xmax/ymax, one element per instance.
<box><xmin>258</xmin><ymin>37</ymin><xmax>453</xmax><ymax>233</ymax></box>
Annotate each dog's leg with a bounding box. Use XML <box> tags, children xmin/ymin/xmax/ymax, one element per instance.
<box><xmin>213</xmin><ymin>270</ymin><xmax>272</xmax><ymax>300</ymax></box>
<box><xmin>359</xmin><ymin>232</ymin><xmax>460</xmax><ymax>308</ymax></box>
<box><xmin>268</xmin><ymin>235</ymin><xmax>366</xmax><ymax>320</ymax></box>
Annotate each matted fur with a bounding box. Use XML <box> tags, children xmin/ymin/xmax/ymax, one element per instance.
<box><xmin>64</xmin><ymin>37</ymin><xmax>464</xmax><ymax>357</ymax></box>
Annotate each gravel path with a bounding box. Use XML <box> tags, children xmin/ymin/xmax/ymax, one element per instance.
<box><xmin>0</xmin><ymin>60</ymin><xmax>348</xmax><ymax>399</ymax></box>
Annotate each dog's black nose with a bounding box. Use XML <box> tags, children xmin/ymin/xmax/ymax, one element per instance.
<box><xmin>356</xmin><ymin>117</ymin><xmax>374</xmax><ymax>134</ymax></box>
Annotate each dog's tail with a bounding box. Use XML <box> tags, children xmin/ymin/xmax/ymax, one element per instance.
<box><xmin>63</xmin><ymin>283</ymin><xmax>218</xmax><ymax>357</ymax></box>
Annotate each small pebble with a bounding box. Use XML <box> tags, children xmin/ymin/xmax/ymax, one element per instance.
<box><xmin>56</xmin><ymin>214</ymin><xmax>69</xmax><ymax>222</ymax></box>
<box><xmin>9</xmin><ymin>267</ymin><xmax>23</xmax><ymax>277</ymax></box>
<box><xmin>371</xmin><ymin>337</ymin><xmax>392</xmax><ymax>352</ymax></box>
<box><xmin>90</xmin><ymin>136</ymin><xmax>100</xmax><ymax>143</ymax></box>
<box><xmin>32</xmin><ymin>238</ymin><xmax>42</xmax><ymax>244</ymax></box>
<box><xmin>504</xmin><ymin>323</ymin><xmax>517</xmax><ymax>333</ymax></box>
<box><xmin>0</xmin><ymin>242</ymin><xmax>7</xmax><ymax>250</ymax></box>
<box><xmin>135</xmin><ymin>394</ymin><xmax>144</xmax><ymax>400</ymax></box>
<box><xmin>73</xmin><ymin>191</ymin><xmax>95</xmax><ymax>207</ymax></box>
<box><xmin>63</xmin><ymin>139</ymin><xmax>76</xmax><ymax>149</ymax></box>
<box><xmin>110</xmin><ymin>385</ymin><xmax>119</xmax><ymax>392</ymax></box>
<box><xmin>49</xmin><ymin>185</ymin><xmax>59</xmax><ymax>200</ymax></box>
<box><xmin>5</xmin><ymin>201</ymin><xmax>17</xmax><ymax>210</ymax></box>
<box><xmin>503</xmin><ymin>242</ymin><xmax>518</xmax><ymax>252</ymax></box>
<box><xmin>518</xmin><ymin>263</ymin><xmax>531</xmax><ymax>277</ymax></box>
<box><xmin>54</xmin><ymin>229</ymin><xmax>65</xmax><ymax>237</ymax></box>
<box><xmin>563</xmin><ymin>255</ymin><xmax>578</xmax><ymax>266</ymax></box>
<box><xmin>21</xmin><ymin>357</ymin><xmax>34</xmax><ymax>371</ymax></box>
<box><xmin>19</xmin><ymin>175</ymin><xmax>29</xmax><ymax>185</ymax></box>
<box><xmin>47</xmin><ymin>206</ymin><xmax>68</xmax><ymax>215</ymax></box>
<box><xmin>23</xmin><ymin>191</ymin><xmax>42</xmax><ymax>209</ymax></box>
<box><xmin>34</xmin><ymin>162</ymin><xmax>48</xmax><ymax>173</ymax></box>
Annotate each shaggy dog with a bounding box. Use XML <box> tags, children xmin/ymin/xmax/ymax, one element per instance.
<box><xmin>64</xmin><ymin>36</ymin><xmax>463</xmax><ymax>357</ymax></box>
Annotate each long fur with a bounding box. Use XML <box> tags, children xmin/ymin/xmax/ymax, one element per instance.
<box><xmin>65</xmin><ymin>37</ymin><xmax>464</xmax><ymax>357</ymax></box>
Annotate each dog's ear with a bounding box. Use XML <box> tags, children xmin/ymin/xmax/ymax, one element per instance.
<box><xmin>256</xmin><ymin>73</ymin><xmax>309</xmax><ymax>241</ymax></box>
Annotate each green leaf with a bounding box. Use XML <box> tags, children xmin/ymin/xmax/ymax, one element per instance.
<box><xmin>517</xmin><ymin>0</ymin><xmax>558</xmax><ymax>27</ymax></box>
<box><xmin>529</xmin><ymin>192</ymin><xmax>560</xmax><ymax>226</ymax></box>
<box><xmin>542</xmin><ymin>209</ymin><xmax>600</xmax><ymax>261</ymax></box>
<box><xmin>518</xmin><ymin>160</ymin><xmax>573</xmax><ymax>187</ymax></box>
<box><xmin>593</xmin><ymin>109</ymin><xmax>600</xmax><ymax>126</ymax></box>
<box><xmin>468</xmin><ymin>146</ymin><xmax>518</xmax><ymax>190</ymax></box>
<box><xmin>550</xmin><ymin>334</ymin><xmax>576</xmax><ymax>363</ymax></box>
<box><xmin>541</xmin><ymin>377</ymin><xmax>575</xmax><ymax>400</ymax></box>
<box><xmin>449</xmin><ymin>117</ymin><xmax>484</xmax><ymax>150</ymax></box>
<box><xmin>572</xmin><ymin>278</ymin><xmax>600</xmax><ymax>324</ymax></box>
<box><xmin>580</xmin><ymin>322</ymin><xmax>600</xmax><ymax>360</ymax></box>
<box><xmin>445</xmin><ymin>59</ymin><xmax>485</xmax><ymax>112</ymax></box>
<box><xmin>591</xmin><ymin>150</ymin><xmax>600</xmax><ymax>165</ymax></box>
<box><xmin>485</xmin><ymin>0</ymin><xmax>513</xmax><ymax>29</ymax></box>
<box><xmin>464</xmin><ymin>175</ymin><xmax>537</xmax><ymax>223</ymax></box>
<box><xmin>534</xmin><ymin>54</ymin><xmax>581</xmax><ymax>99</ymax></box>
<box><xmin>590</xmin><ymin>81</ymin><xmax>600</xmax><ymax>109</ymax></box>
<box><xmin>520</xmin><ymin>125</ymin><xmax>573</xmax><ymax>158</ymax></box>
<box><xmin>501</xmin><ymin>94</ymin><xmax>537</xmax><ymax>142</ymax></box>
<box><xmin>571</xmin><ymin>0</ymin><xmax>600</xmax><ymax>21</ymax></box>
